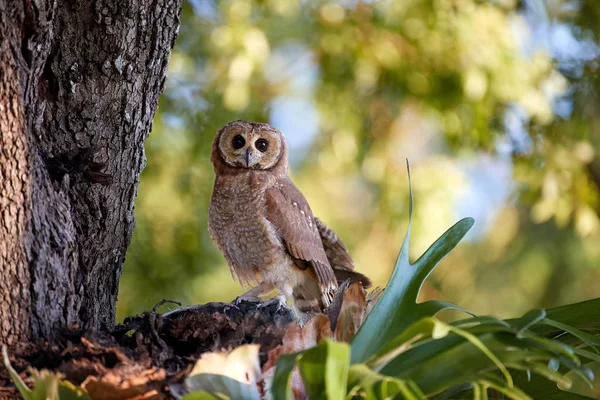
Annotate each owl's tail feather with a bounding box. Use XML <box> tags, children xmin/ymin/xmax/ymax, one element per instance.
<box><xmin>293</xmin><ymin>295</ymin><xmax>321</xmax><ymax>314</ymax></box>
<box><xmin>292</xmin><ymin>283</ymin><xmax>323</xmax><ymax>314</ymax></box>
<box><xmin>293</xmin><ymin>269</ymin><xmax>372</xmax><ymax>314</ymax></box>
<box><xmin>333</xmin><ymin>269</ymin><xmax>372</xmax><ymax>289</ymax></box>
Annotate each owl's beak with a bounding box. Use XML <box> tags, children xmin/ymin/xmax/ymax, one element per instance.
<box><xmin>245</xmin><ymin>148</ymin><xmax>251</xmax><ymax>167</ymax></box>
<box><xmin>245</xmin><ymin>148</ymin><xmax>261</xmax><ymax>167</ymax></box>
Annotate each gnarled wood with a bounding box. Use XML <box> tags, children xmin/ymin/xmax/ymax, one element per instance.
<box><xmin>0</xmin><ymin>0</ymin><xmax>182</xmax><ymax>344</ymax></box>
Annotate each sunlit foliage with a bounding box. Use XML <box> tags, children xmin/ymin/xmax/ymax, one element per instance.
<box><xmin>117</xmin><ymin>0</ymin><xmax>600</xmax><ymax>320</ymax></box>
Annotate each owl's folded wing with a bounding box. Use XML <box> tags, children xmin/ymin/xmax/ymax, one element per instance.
<box><xmin>265</xmin><ymin>181</ymin><xmax>337</xmax><ymax>306</ymax></box>
<box><xmin>314</xmin><ymin>217</ymin><xmax>372</xmax><ymax>288</ymax></box>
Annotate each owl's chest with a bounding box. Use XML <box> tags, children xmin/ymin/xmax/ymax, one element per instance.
<box><xmin>208</xmin><ymin>179</ymin><xmax>286</xmax><ymax>272</ymax></box>
<box><xmin>209</xmin><ymin>185</ymin><xmax>265</xmax><ymax>237</ymax></box>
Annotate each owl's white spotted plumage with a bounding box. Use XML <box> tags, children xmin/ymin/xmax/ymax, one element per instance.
<box><xmin>208</xmin><ymin>120</ymin><xmax>371</xmax><ymax>314</ymax></box>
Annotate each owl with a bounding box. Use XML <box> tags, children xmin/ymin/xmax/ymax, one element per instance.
<box><xmin>208</xmin><ymin>120</ymin><xmax>371</xmax><ymax>314</ymax></box>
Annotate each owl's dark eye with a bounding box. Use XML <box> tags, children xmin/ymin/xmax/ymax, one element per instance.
<box><xmin>232</xmin><ymin>135</ymin><xmax>246</xmax><ymax>149</ymax></box>
<box><xmin>255</xmin><ymin>138</ymin><xmax>269</xmax><ymax>152</ymax></box>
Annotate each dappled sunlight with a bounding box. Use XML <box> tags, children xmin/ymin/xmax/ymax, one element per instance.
<box><xmin>117</xmin><ymin>0</ymin><xmax>600</xmax><ymax>323</ymax></box>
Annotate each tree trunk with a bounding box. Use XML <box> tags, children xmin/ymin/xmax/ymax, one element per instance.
<box><xmin>0</xmin><ymin>0</ymin><xmax>182</xmax><ymax>345</ymax></box>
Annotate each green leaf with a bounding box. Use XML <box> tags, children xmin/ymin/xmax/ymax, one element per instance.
<box><xmin>185</xmin><ymin>374</ymin><xmax>260</xmax><ymax>400</ymax></box>
<box><xmin>505</xmin><ymin>362</ymin><xmax>572</xmax><ymax>388</ymax></box>
<box><xmin>2</xmin><ymin>346</ymin><xmax>90</xmax><ymax>400</ymax></box>
<box><xmin>417</xmin><ymin>300</ymin><xmax>477</xmax><ymax>320</ymax></box>
<box><xmin>452</xmin><ymin>315</ymin><xmax>512</xmax><ymax>329</ymax></box>
<box><xmin>513</xmin><ymin>309</ymin><xmax>547</xmax><ymax>338</ymax></box>
<box><xmin>512</xmin><ymin>369</ymin><xmax>596</xmax><ymax>399</ymax></box>
<box><xmin>525</xmin><ymin>299</ymin><xmax>600</xmax><ymax>338</ymax></box>
<box><xmin>562</xmin><ymin>362</ymin><xmax>600</xmax><ymax>398</ymax></box>
<box><xmin>297</xmin><ymin>339</ymin><xmax>350</xmax><ymax>400</ymax></box>
<box><xmin>347</xmin><ymin>364</ymin><xmax>427</xmax><ymax>400</ymax></box>
<box><xmin>380</xmin><ymin>330</ymin><xmax>561</xmax><ymax>396</ymax></box>
<box><xmin>270</xmin><ymin>340</ymin><xmax>351</xmax><ymax>400</ymax></box>
<box><xmin>56</xmin><ymin>381</ymin><xmax>91</xmax><ymax>400</ymax></box>
<box><xmin>180</xmin><ymin>392</ymin><xmax>222</xmax><ymax>400</ymax></box>
<box><xmin>3</xmin><ymin>346</ymin><xmax>32</xmax><ymax>399</ymax></box>
<box><xmin>478</xmin><ymin>374</ymin><xmax>532</xmax><ymax>400</ymax></box>
<box><xmin>370</xmin><ymin>318</ymin><xmax>439</xmax><ymax>369</ymax></box>
<box><xmin>541</xmin><ymin>318</ymin><xmax>600</xmax><ymax>352</ymax></box>
<box><xmin>351</xmin><ymin>163</ymin><xmax>474</xmax><ymax>363</ymax></box>
<box><xmin>574</xmin><ymin>348</ymin><xmax>600</xmax><ymax>364</ymax></box>
<box><xmin>271</xmin><ymin>352</ymin><xmax>303</xmax><ymax>400</ymax></box>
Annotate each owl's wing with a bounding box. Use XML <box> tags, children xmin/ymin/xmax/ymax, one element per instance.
<box><xmin>314</xmin><ymin>217</ymin><xmax>354</xmax><ymax>271</ymax></box>
<box><xmin>315</xmin><ymin>217</ymin><xmax>372</xmax><ymax>288</ymax></box>
<box><xmin>265</xmin><ymin>181</ymin><xmax>337</xmax><ymax>306</ymax></box>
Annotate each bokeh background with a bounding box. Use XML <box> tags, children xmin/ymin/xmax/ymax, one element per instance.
<box><xmin>116</xmin><ymin>0</ymin><xmax>600</xmax><ymax>321</ymax></box>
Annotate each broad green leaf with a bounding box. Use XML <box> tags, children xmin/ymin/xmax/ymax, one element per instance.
<box><xmin>518</xmin><ymin>333</ymin><xmax>579</xmax><ymax>364</ymax></box>
<box><xmin>270</xmin><ymin>340</ymin><xmax>351</xmax><ymax>400</ymax></box>
<box><xmin>562</xmin><ymin>362</ymin><xmax>600</xmax><ymax>398</ymax></box>
<box><xmin>271</xmin><ymin>352</ymin><xmax>301</xmax><ymax>400</ymax></box>
<box><xmin>297</xmin><ymin>339</ymin><xmax>350</xmax><ymax>400</ymax></box>
<box><xmin>556</xmin><ymin>357</ymin><xmax>595</xmax><ymax>389</ymax></box>
<box><xmin>512</xmin><ymin>369</ymin><xmax>595</xmax><ymax>399</ymax></box>
<box><xmin>351</xmin><ymin>164</ymin><xmax>475</xmax><ymax>363</ymax></box>
<box><xmin>380</xmin><ymin>331</ymin><xmax>565</xmax><ymax>396</ymax></box>
<box><xmin>181</xmin><ymin>392</ymin><xmax>222</xmax><ymax>400</ymax></box>
<box><xmin>574</xmin><ymin>347</ymin><xmax>600</xmax><ymax>364</ymax></box>
<box><xmin>525</xmin><ymin>299</ymin><xmax>600</xmax><ymax>338</ymax></box>
<box><xmin>416</xmin><ymin>300</ymin><xmax>476</xmax><ymax>320</ymax></box>
<box><xmin>452</xmin><ymin>315</ymin><xmax>512</xmax><ymax>329</ymax></box>
<box><xmin>373</xmin><ymin>318</ymin><xmax>516</xmax><ymax>392</ymax></box>
<box><xmin>185</xmin><ymin>374</ymin><xmax>260</xmax><ymax>400</ymax></box>
<box><xmin>505</xmin><ymin>362</ymin><xmax>572</xmax><ymax>388</ymax></box>
<box><xmin>430</xmin><ymin>384</ymin><xmax>473</xmax><ymax>400</ymax></box>
<box><xmin>542</xmin><ymin>318</ymin><xmax>600</xmax><ymax>352</ymax></box>
<box><xmin>370</xmin><ymin>318</ymin><xmax>438</xmax><ymax>369</ymax></box>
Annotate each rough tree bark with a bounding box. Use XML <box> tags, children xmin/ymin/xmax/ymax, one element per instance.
<box><xmin>0</xmin><ymin>0</ymin><xmax>182</xmax><ymax>345</ymax></box>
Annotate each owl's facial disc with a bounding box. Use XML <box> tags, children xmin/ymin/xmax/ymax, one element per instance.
<box><xmin>218</xmin><ymin>124</ymin><xmax>283</xmax><ymax>170</ymax></box>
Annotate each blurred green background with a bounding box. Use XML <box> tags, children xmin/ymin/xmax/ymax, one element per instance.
<box><xmin>116</xmin><ymin>0</ymin><xmax>600</xmax><ymax>321</ymax></box>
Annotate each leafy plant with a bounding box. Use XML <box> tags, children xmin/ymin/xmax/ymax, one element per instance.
<box><xmin>2</xmin><ymin>346</ymin><xmax>91</xmax><ymax>400</ymax></box>
<box><xmin>6</xmin><ymin>169</ymin><xmax>600</xmax><ymax>399</ymax></box>
<box><xmin>184</xmin><ymin>166</ymin><xmax>600</xmax><ymax>399</ymax></box>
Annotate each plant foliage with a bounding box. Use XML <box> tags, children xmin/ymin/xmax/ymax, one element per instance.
<box><xmin>183</xmin><ymin>167</ymin><xmax>600</xmax><ymax>399</ymax></box>
<box><xmin>6</xmin><ymin>170</ymin><xmax>600</xmax><ymax>399</ymax></box>
<box><xmin>2</xmin><ymin>347</ymin><xmax>91</xmax><ymax>400</ymax></box>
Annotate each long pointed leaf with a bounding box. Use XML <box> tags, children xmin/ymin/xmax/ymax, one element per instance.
<box><xmin>409</xmin><ymin>218</ymin><xmax>475</xmax><ymax>302</ymax></box>
<box><xmin>351</xmin><ymin>213</ymin><xmax>474</xmax><ymax>363</ymax></box>
<box><xmin>542</xmin><ymin>318</ymin><xmax>600</xmax><ymax>352</ymax></box>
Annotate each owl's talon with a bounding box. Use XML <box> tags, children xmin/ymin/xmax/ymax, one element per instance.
<box><xmin>233</xmin><ymin>295</ymin><xmax>262</xmax><ymax>306</ymax></box>
<box><xmin>257</xmin><ymin>294</ymin><xmax>288</xmax><ymax>313</ymax></box>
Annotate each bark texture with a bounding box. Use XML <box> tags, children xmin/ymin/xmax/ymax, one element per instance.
<box><xmin>0</xmin><ymin>0</ymin><xmax>182</xmax><ymax>345</ymax></box>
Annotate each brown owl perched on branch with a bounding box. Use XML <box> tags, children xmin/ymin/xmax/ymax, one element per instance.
<box><xmin>208</xmin><ymin>120</ymin><xmax>371</xmax><ymax>315</ymax></box>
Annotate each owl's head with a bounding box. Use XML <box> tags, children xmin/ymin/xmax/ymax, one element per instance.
<box><xmin>212</xmin><ymin>120</ymin><xmax>288</xmax><ymax>173</ymax></box>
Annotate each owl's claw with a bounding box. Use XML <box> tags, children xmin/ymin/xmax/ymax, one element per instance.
<box><xmin>233</xmin><ymin>294</ymin><xmax>262</xmax><ymax>306</ymax></box>
<box><xmin>257</xmin><ymin>293</ymin><xmax>288</xmax><ymax>313</ymax></box>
